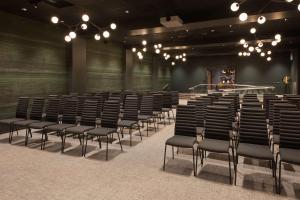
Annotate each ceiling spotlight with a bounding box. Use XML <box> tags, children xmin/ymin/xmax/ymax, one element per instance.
<box><xmin>69</xmin><ymin>31</ymin><xmax>76</xmax><ymax>39</ymax></box>
<box><xmin>82</xmin><ymin>14</ymin><xmax>90</xmax><ymax>22</ymax></box>
<box><xmin>138</xmin><ymin>55</ymin><xmax>143</xmax><ymax>60</ymax></box>
<box><xmin>286</xmin><ymin>0</ymin><xmax>293</xmax><ymax>2</ymax></box>
<box><xmin>239</xmin><ymin>13</ymin><xmax>248</xmax><ymax>22</ymax></box>
<box><xmin>271</xmin><ymin>41</ymin><xmax>278</xmax><ymax>46</ymax></box>
<box><xmin>171</xmin><ymin>62</ymin><xmax>175</xmax><ymax>66</ymax></box>
<box><xmin>64</xmin><ymin>35</ymin><xmax>71</xmax><ymax>42</ymax></box>
<box><xmin>260</xmin><ymin>52</ymin><xmax>266</xmax><ymax>57</ymax></box>
<box><xmin>267</xmin><ymin>50</ymin><xmax>272</xmax><ymax>55</ymax></box>
<box><xmin>165</xmin><ymin>57</ymin><xmax>169</xmax><ymax>60</ymax></box>
<box><xmin>256</xmin><ymin>48</ymin><xmax>262</xmax><ymax>53</ymax></box>
<box><xmin>103</xmin><ymin>30</ymin><xmax>110</xmax><ymax>38</ymax></box>
<box><xmin>247</xmin><ymin>52</ymin><xmax>251</xmax><ymax>56</ymax></box>
<box><xmin>179</xmin><ymin>55</ymin><xmax>183</xmax><ymax>59</ymax></box>
<box><xmin>243</xmin><ymin>52</ymin><xmax>247</xmax><ymax>56</ymax></box>
<box><xmin>125</xmin><ymin>10</ymin><xmax>130</xmax><ymax>14</ymax></box>
<box><xmin>132</xmin><ymin>47</ymin><xmax>136</xmax><ymax>52</ymax></box>
<box><xmin>267</xmin><ymin>57</ymin><xmax>272</xmax><ymax>61</ymax></box>
<box><xmin>81</xmin><ymin>23</ymin><xmax>88</xmax><ymax>30</ymax></box>
<box><xmin>230</xmin><ymin>2</ymin><xmax>239</xmax><ymax>12</ymax></box>
<box><xmin>275</xmin><ymin>34</ymin><xmax>281</xmax><ymax>41</ymax></box>
<box><xmin>21</xmin><ymin>8</ymin><xmax>27</xmax><ymax>12</ymax></box>
<box><xmin>240</xmin><ymin>39</ymin><xmax>246</xmax><ymax>44</ymax></box>
<box><xmin>154</xmin><ymin>44</ymin><xmax>158</xmax><ymax>49</ymax></box>
<box><xmin>258</xmin><ymin>42</ymin><xmax>263</xmax><ymax>48</ymax></box>
<box><xmin>137</xmin><ymin>51</ymin><xmax>142</xmax><ymax>56</ymax></box>
<box><xmin>248</xmin><ymin>46</ymin><xmax>254</xmax><ymax>52</ymax></box>
<box><xmin>142</xmin><ymin>40</ymin><xmax>147</xmax><ymax>46</ymax></box>
<box><xmin>182</xmin><ymin>57</ymin><xmax>186</xmax><ymax>62</ymax></box>
<box><xmin>110</xmin><ymin>23</ymin><xmax>117</xmax><ymax>30</ymax></box>
<box><xmin>155</xmin><ymin>49</ymin><xmax>160</xmax><ymax>54</ymax></box>
<box><xmin>163</xmin><ymin>53</ymin><xmax>167</xmax><ymax>57</ymax></box>
<box><xmin>243</xmin><ymin>43</ymin><xmax>248</xmax><ymax>48</ymax></box>
<box><xmin>175</xmin><ymin>55</ymin><xmax>179</xmax><ymax>59</ymax></box>
<box><xmin>158</xmin><ymin>43</ymin><xmax>162</xmax><ymax>48</ymax></box>
<box><xmin>51</xmin><ymin>16</ymin><xmax>59</xmax><ymax>24</ymax></box>
<box><xmin>143</xmin><ymin>47</ymin><xmax>147</xmax><ymax>52</ymax></box>
<box><xmin>183</xmin><ymin>53</ymin><xmax>186</xmax><ymax>57</ymax></box>
<box><xmin>257</xmin><ymin>16</ymin><xmax>266</xmax><ymax>24</ymax></box>
<box><xmin>238</xmin><ymin>52</ymin><xmax>243</xmax><ymax>56</ymax></box>
<box><xmin>94</xmin><ymin>34</ymin><xmax>101</xmax><ymax>41</ymax></box>
<box><xmin>298</xmin><ymin>4</ymin><xmax>300</xmax><ymax>12</ymax></box>
<box><xmin>250</xmin><ymin>27</ymin><xmax>256</xmax><ymax>34</ymax></box>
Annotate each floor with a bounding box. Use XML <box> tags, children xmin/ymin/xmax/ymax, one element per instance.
<box><xmin>0</xmin><ymin>117</ymin><xmax>299</xmax><ymax>200</ymax></box>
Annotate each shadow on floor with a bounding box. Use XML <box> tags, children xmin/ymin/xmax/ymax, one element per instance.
<box><xmin>196</xmin><ymin>164</ymin><xmax>232</xmax><ymax>185</ymax></box>
<box><xmin>0</xmin><ymin>136</ymin><xmax>25</xmax><ymax>144</ymax></box>
<box><xmin>116</xmin><ymin>139</ymin><xmax>141</xmax><ymax>147</ymax></box>
<box><xmin>243</xmin><ymin>158</ymin><xmax>271</xmax><ymax>168</ymax></box>
<box><xmin>293</xmin><ymin>183</ymin><xmax>300</xmax><ymax>199</ymax></box>
<box><xmin>242</xmin><ymin>173</ymin><xmax>276</xmax><ymax>194</ymax></box>
<box><xmin>43</xmin><ymin>142</ymin><xmax>72</xmax><ymax>153</ymax></box>
<box><xmin>86</xmin><ymin>148</ymin><xmax>122</xmax><ymax>161</ymax></box>
<box><xmin>63</xmin><ymin>145</ymin><xmax>96</xmax><ymax>157</ymax></box>
<box><xmin>162</xmin><ymin>158</ymin><xmax>193</xmax><ymax>176</ymax></box>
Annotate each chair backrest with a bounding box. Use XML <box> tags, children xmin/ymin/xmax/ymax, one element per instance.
<box><xmin>239</xmin><ymin>108</ymin><xmax>269</xmax><ymax>145</ymax></box>
<box><xmin>101</xmin><ymin>100</ymin><xmax>120</xmax><ymax>128</ymax></box>
<box><xmin>171</xmin><ymin>91</ymin><xmax>179</xmax><ymax>106</ymax></box>
<box><xmin>187</xmin><ymin>100</ymin><xmax>206</xmax><ymax>127</ymax></box>
<box><xmin>87</xmin><ymin>95</ymin><xmax>104</xmax><ymax>118</ymax></box>
<box><xmin>153</xmin><ymin>94</ymin><xmax>163</xmax><ymax>112</ymax></box>
<box><xmin>273</xmin><ymin>103</ymin><xmax>297</xmax><ymax>136</ymax></box>
<box><xmin>280</xmin><ymin>110</ymin><xmax>300</xmax><ymax>149</ymax></box>
<box><xmin>77</xmin><ymin>96</ymin><xmax>86</xmax><ymax>116</ymax></box>
<box><xmin>15</xmin><ymin>97</ymin><xmax>30</xmax><ymax>119</ymax></box>
<box><xmin>162</xmin><ymin>92</ymin><xmax>172</xmax><ymax>109</ymax></box>
<box><xmin>45</xmin><ymin>98</ymin><xmax>60</xmax><ymax>122</ymax></box>
<box><xmin>123</xmin><ymin>95</ymin><xmax>138</xmax><ymax>121</ymax></box>
<box><xmin>242</xmin><ymin>102</ymin><xmax>262</xmax><ymax>109</ymax></box>
<box><xmin>62</xmin><ymin>99</ymin><xmax>78</xmax><ymax>124</ymax></box>
<box><xmin>204</xmin><ymin>105</ymin><xmax>231</xmax><ymax>141</ymax></box>
<box><xmin>80</xmin><ymin>100</ymin><xmax>97</xmax><ymax>126</ymax></box>
<box><xmin>29</xmin><ymin>97</ymin><xmax>45</xmax><ymax>120</ymax></box>
<box><xmin>269</xmin><ymin>99</ymin><xmax>288</xmax><ymax>125</ymax></box>
<box><xmin>174</xmin><ymin>105</ymin><xmax>196</xmax><ymax>137</ymax></box>
<box><xmin>140</xmin><ymin>95</ymin><xmax>154</xmax><ymax>116</ymax></box>
<box><xmin>214</xmin><ymin>101</ymin><xmax>235</xmax><ymax>122</ymax></box>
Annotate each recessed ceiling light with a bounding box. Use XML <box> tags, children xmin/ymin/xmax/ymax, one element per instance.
<box><xmin>125</xmin><ymin>10</ymin><xmax>130</xmax><ymax>14</ymax></box>
<box><xmin>21</xmin><ymin>8</ymin><xmax>27</xmax><ymax>12</ymax></box>
<box><xmin>210</xmin><ymin>29</ymin><xmax>215</xmax><ymax>32</ymax></box>
<box><xmin>186</xmin><ymin>29</ymin><xmax>189</xmax><ymax>32</ymax></box>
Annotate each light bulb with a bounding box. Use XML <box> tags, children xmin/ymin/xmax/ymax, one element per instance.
<box><xmin>137</xmin><ymin>51</ymin><xmax>142</xmax><ymax>57</ymax></box>
<box><xmin>103</xmin><ymin>31</ymin><xmax>110</xmax><ymax>38</ymax></box>
<box><xmin>171</xmin><ymin>62</ymin><xmax>175</xmax><ymax>66</ymax></box>
<box><xmin>155</xmin><ymin>49</ymin><xmax>160</xmax><ymax>54</ymax></box>
<box><xmin>247</xmin><ymin>52</ymin><xmax>251</xmax><ymax>56</ymax></box>
<box><xmin>175</xmin><ymin>55</ymin><xmax>179</xmax><ymax>59</ymax></box>
<box><xmin>94</xmin><ymin>34</ymin><xmax>101</xmax><ymax>41</ymax></box>
<box><xmin>64</xmin><ymin>35</ymin><xmax>71</xmax><ymax>42</ymax></box>
<box><xmin>257</xmin><ymin>16</ymin><xmax>266</xmax><ymax>24</ymax></box>
<box><xmin>132</xmin><ymin>47</ymin><xmax>136</xmax><ymax>52</ymax></box>
<box><xmin>158</xmin><ymin>43</ymin><xmax>162</xmax><ymax>48</ymax></box>
<box><xmin>142</xmin><ymin>40</ymin><xmax>147</xmax><ymax>45</ymax></box>
<box><xmin>110</xmin><ymin>23</ymin><xmax>117</xmax><ymax>30</ymax></box>
<box><xmin>267</xmin><ymin>50</ymin><xmax>272</xmax><ymax>55</ymax></box>
<box><xmin>51</xmin><ymin>16</ymin><xmax>59</xmax><ymax>24</ymax></box>
<box><xmin>239</xmin><ymin>13</ymin><xmax>248</xmax><ymax>22</ymax></box>
<box><xmin>143</xmin><ymin>47</ymin><xmax>147</xmax><ymax>52</ymax></box>
<box><xmin>240</xmin><ymin>39</ymin><xmax>246</xmax><ymax>44</ymax></box>
<box><xmin>82</xmin><ymin>14</ymin><xmax>89</xmax><ymax>22</ymax></box>
<box><xmin>138</xmin><ymin>55</ymin><xmax>143</xmax><ymax>60</ymax></box>
<box><xmin>69</xmin><ymin>31</ymin><xmax>76</xmax><ymax>39</ymax></box>
<box><xmin>183</xmin><ymin>53</ymin><xmax>186</xmax><ymax>57</ymax></box>
<box><xmin>81</xmin><ymin>23</ymin><xmax>88</xmax><ymax>30</ymax></box>
<box><xmin>243</xmin><ymin>52</ymin><xmax>247</xmax><ymax>56</ymax></box>
<box><xmin>256</xmin><ymin>48</ymin><xmax>262</xmax><ymax>53</ymax></box>
<box><xmin>250</xmin><ymin>27</ymin><xmax>256</xmax><ymax>34</ymax></box>
<box><xmin>258</xmin><ymin>42</ymin><xmax>263</xmax><ymax>48</ymax></box>
<box><xmin>260</xmin><ymin>52</ymin><xmax>266</xmax><ymax>57</ymax></box>
<box><xmin>275</xmin><ymin>34</ymin><xmax>281</xmax><ymax>41</ymax></box>
<box><xmin>243</xmin><ymin>43</ymin><xmax>248</xmax><ymax>48</ymax></box>
<box><xmin>298</xmin><ymin>4</ymin><xmax>300</xmax><ymax>11</ymax></box>
<box><xmin>267</xmin><ymin>57</ymin><xmax>272</xmax><ymax>61</ymax></box>
<box><xmin>238</xmin><ymin>52</ymin><xmax>242</xmax><ymax>56</ymax></box>
<box><xmin>163</xmin><ymin>53</ymin><xmax>167</xmax><ymax>57</ymax></box>
<box><xmin>272</xmin><ymin>41</ymin><xmax>278</xmax><ymax>46</ymax></box>
<box><xmin>230</xmin><ymin>2</ymin><xmax>239</xmax><ymax>12</ymax></box>
<box><xmin>248</xmin><ymin>46</ymin><xmax>254</xmax><ymax>52</ymax></box>
<box><xmin>154</xmin><ymin>44</ymin><xmax>158</xmax><ymax>49</ymax></box>
<box><xmin>286</xmin><ymin>0</ymin><xmax>293</xmax><ymax>2</ymax></box>
<box><xmin>179</xmin><ymin>55</ymin><xmax>183</xmax><ymax>59</ymax></box>
<box><xmin>182</xmin><ymin>58</ymin><xmax>186</xmax><ymax>62</ymax></box>
<box><xmin>165</xmin><ymin>57</ymin><xmax>168</xmax><ymax>60</ymax></box>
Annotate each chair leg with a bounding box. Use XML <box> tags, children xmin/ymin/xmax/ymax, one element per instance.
<box><xmin>192</xmin><ymin>147</ymin><xmax>196</xmax><ymax>176</ymax></box>
<box><xmin>163</xmin><ymin>144</ymin><xmax>167</xmax><ymax>170</ymax></box>
<box><xmin>129</xmin><ymin>128</ymin><xmax>132</xmax><ymax>146</ymax></box>
<box><xmin>106</xmin><ymin>135</ymin><xmax>109</xmax><ymax>160</ymax></box>
<box><xmin>138</xmin><ymin>124</ymin><xmax>143</xmax><ymax>141</ymax></box>
<box><xmin>81</xmin><ymin>134</ymin><xmax>85</xmax><ymax>156</ymax></box>
<box><xmin>121</xmin><ymin>127</ymin><xmax>124</xmax><ymax>138</ymax></box>
<box><xmin>116</xmin><ymin>132</ymin><xmax>123</xmax><ymax>151</ymax></box>
<box><xmin>29</xmin><ymin>128</ymin><xmax>32</xmax><ymax>138</ymax></box>
<box><xmin>228</xmin><ymin>152</ymin><xmax>232</xmax><ymax>184</ymax></box>
<box><xmin>279</xmin><ymin>160</ymin><xmax>282</xmax><ymax>194</ymax></box>
<box><xmin>97</xmin><ymin>136</ymin><xmax>102</xmax><ymax>149</ymax></box>
<box><xmin>172</xmin><ymin>146</ymin><xmax>174</xmax><ymax>159</ymax></box>
<box><xmin>273</xmin><ymin>159</ymin><xmax>277</xmax><ymax>192</ymax></box>
<box><xmin>196</xmin><ymin>148</ymin><xmax>199</xmax><ymax>173</ymax></box>
<box><xmin>146</xmin><ymin>121</ymin><xmax>149</xmax><ymax>137</ymax></box>
<box><xmin>8</xmin><ymin>125</ymin><xmax>12</xmax><ymax>143</ymax></box>
<box><xmin>201</xmin><ymin>149</ymin><xmax>204</xmax><ymax>166</ymax></box>
<box><xmin>41</xmin><ymin>131</ymin><xmax>44</xmax><ymax>150</ymax></box>
<box><xmin>84</xmin><ymin>135</ymin><xmax>88</xmax><ymax>157</ymax></box>
<box><xmin>25</xmin><ymin>128</ymin><xmax>28</xmax><ymax>146</ymax></box>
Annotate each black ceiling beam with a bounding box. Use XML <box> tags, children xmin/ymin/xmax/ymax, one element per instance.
<box><xmin>127</xmin><ymin>10</ymin><xmax>300</xmax><ymax>37</ymax></box>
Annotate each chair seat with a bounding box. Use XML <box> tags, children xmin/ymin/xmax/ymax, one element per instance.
<box><xmin>237</xmin><ymin>143</ymin><xmax>273</xmax><ymax>160</ymax></box>
<box><xmin>0</xmin><ymin>118</ymin><xmax>25</xmax><ymax>125</ymax></box>
<box><xmin>166</xmin><ymin>135</ymin><xmax>197</xmax><ymax>148</ymax></box>
<box><xmin>138</xmin><ymin>115</ymin><xmax>152</xmax><ymax>121</ymax></box>
<box><xmin>280</xmin><ymin>148</ymin><xmax>300</xmax><ymax>165</ymax></box>
<box><xmin>162</xmin><ymin>108</ymin><xmax>172</xmax><ymax>112</ymax></box>
<box><xmin>14</xmin><ymin>120</ymin><xmax>40</xmax><ymax>127</ymax></box>
<box><xmin>45</xmin><ymin>124</ymin><xmax>75</xmax><ymax>132</ymax></box>
<box><xmin>118</xmin><ymin>120</ymin><xmax>137</xmax><ymax>127</ymax></box>
<box><xmin>273</xmin><ymin>134</ymin><xmax>279</xmax><ymax>144</ymax></box>
<box><xmin>65</xmin><ymin>126</ymin><xmax>94</xmax><ymax>134</ymax></box>
<box><xmin>198</xmin><ymin>139</ymin><xmax>230</xmax><ymax>153</ymax></box>
<box><xmin>196</xmin><ymin>127</ymin><xmax>204</xmax><ymax>135</ymax></box>
<box><xmin>87</xmin><ymin>127</ymin><xmax>116</xmax><ymax>136</ymax></box>
<box><xmin>29</xmin><ymin>121</ymin><xmax>56</xmax><ymax>129</ymax></box>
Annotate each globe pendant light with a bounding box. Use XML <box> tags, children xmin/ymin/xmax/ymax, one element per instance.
<box><xmin>230</xmin><ymin>2</ymin><xmax>239</xmax><ymax>12</ymax></box>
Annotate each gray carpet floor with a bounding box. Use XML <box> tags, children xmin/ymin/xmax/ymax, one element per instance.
<box><xmin>0</xmin><ymin>121</ymin><xmax>299</xmax><ymax>200</ymax></box>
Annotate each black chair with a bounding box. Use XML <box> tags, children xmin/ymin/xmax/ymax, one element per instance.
<box><xmin>13</xmin><ymin>97</ymin><xmax>45</xmax><ymax>146</ymax></box>
<box><xmin>187</xmin><ymin>100</ymin><xmax>207</xmax><ymax>138</ymax></box>
<box><xmin>163</xmin><ymin>105</ymin><xmax>197</xmax><ymax>175</ymax></box>
<box><xmin>118</xmin><ymin>95</ymin><xmax>142</xmax><ymax>146</ymax></box>
<box><xmin>0</xmin><ymin>97</ymin><xmax>29</xmax><ymax>143</ymax></box>
<box><xmin>45</xmin><ymin>98</ymin><xmax>78</xmax><ymax>152</ymax></box>
<box><xmin>162</xmin><ymin>92</ymin><xmax>174</xmax><ymax>124</ymax></box>
<box><xmin>85</xmin><ymin>100</ymin><xmax>123</xmax><ymax>160</ymax></box>
<box><xmin>241</xmin><ymin>102</ymin><xmax>262</xmax><ymax>109</ymax></box>
<box><xmin>64</xmin><ymin>100</ymin><xmax>98</xmax><ymax>155</ymax></box>
<box><xmin>138</xmin><ymin>95</ymin><xmax>156</xmax><ymax>136</ymax></box>
<box><xmin>276</xmin><ymin>110</ymin><xmax>300</xmax><ymax>194</ymax></box>
<box><xmin>234</xmin><ymin>108</ymin><xmax>277</xmax><ymax>189</ymax></box>
<box><xmin>153</xmin><ymin>94</ymin><xmax>164</xmax><ymax>127</ymax></box>
<box><xmin>29</xmin><ymin>98</ymin><xmax>60</xmax><ymax>150</ymax></box>
<box><xmin>196</xmin><ymin>105</ymin><xmax>233</xmax><ymax>183</ymax></box>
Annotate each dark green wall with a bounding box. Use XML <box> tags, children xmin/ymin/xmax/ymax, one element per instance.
<box><xmin>170</xmin><ymin>52</ymin><xmax>292</xmax><ymax>93</ymax></box>
<box><xmin>0</xmin><ymin>11</ymin><xmax>70</xmax><ymax>119</ymax></box>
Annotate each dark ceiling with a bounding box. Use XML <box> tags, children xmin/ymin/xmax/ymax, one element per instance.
<box><xmin>0</xmin><ymin>0</ymin><xmax>300</xmax><ymax>56</ymax></box>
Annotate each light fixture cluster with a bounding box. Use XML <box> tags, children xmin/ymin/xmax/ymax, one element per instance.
<box><xmin>230</xmin><ymin>0</ymin><xmax>299</xmax><ymax>24</ymax></box>
<box><xmin>131</xmin><ymin>40</ymin><xmax>149</xmax><ymax>60</ymax></box>
<box><xmin>50</xmin><ymin>14</ymin><xmax>117</xmax><ymax>42</ymax></box>
<box><xmin>238</xmin><ymin>34</ymin><xmax>281</xmax><ymax>62</ymax></box>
